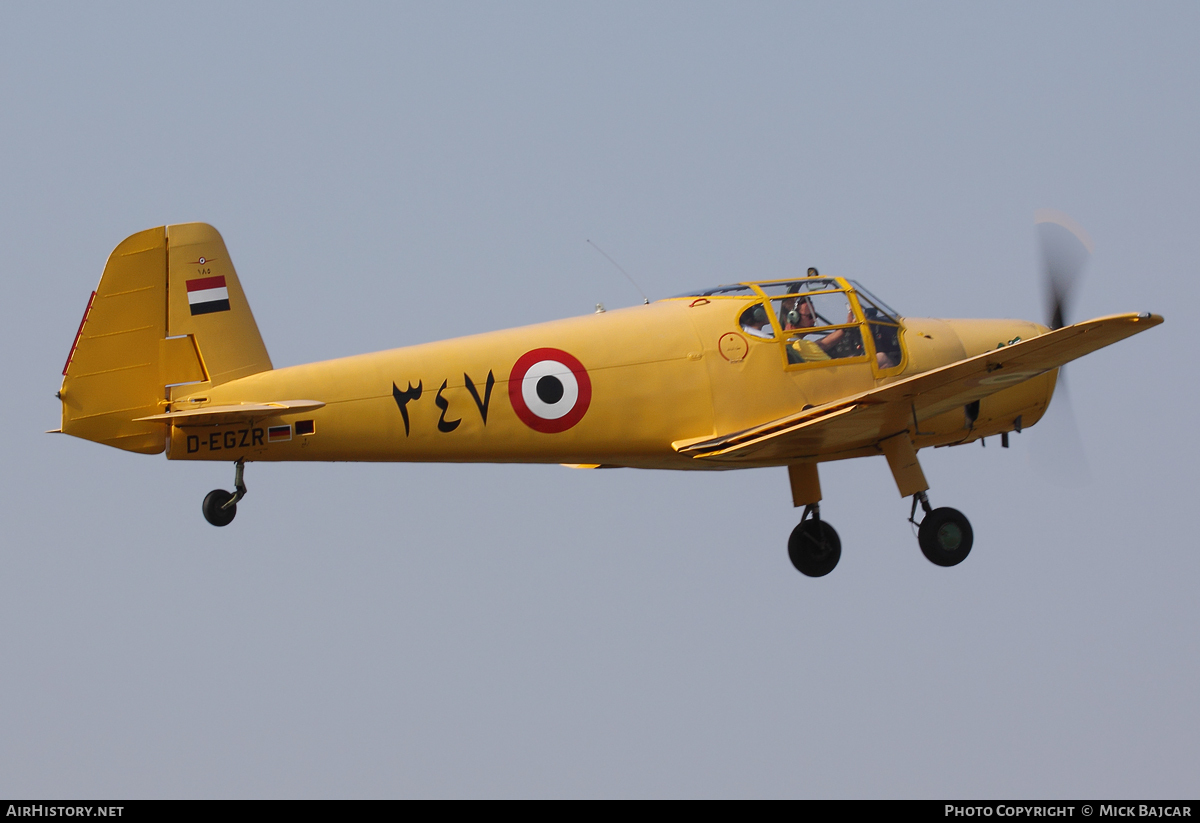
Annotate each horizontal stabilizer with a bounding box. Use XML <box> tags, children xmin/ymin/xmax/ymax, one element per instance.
<box><xmin>676</xmin><ymin>312</ymin><xmax>1162</xmax><ymax>463</ymax></box>
<box><xmin>135</xmin><ymin>400</ymin><xmax>324</xmax><ymax>427</ymax></box>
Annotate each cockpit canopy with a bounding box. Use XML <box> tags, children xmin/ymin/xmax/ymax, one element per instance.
<box><xmin>672</xmin><ymin>277</ymin><xmax>904</xmax><ymax>370</ymax></box>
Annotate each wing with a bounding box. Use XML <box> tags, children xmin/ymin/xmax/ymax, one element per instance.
<box><xmin>674</xmin><ymin>312</ymin><xmax>1161</xmax><ymax>464</ymax></box>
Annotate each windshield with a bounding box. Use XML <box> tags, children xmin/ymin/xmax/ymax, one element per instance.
<box><xmin>847</xmin><ymin>281</ymin><xmax>900</xmax><ymax>320</ymax></box>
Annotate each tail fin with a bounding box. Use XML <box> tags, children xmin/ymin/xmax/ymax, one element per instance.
<box><xmin>58</xmin><ymin>223</ymin><xmax>272</xmax><ymax>454</ymax></box>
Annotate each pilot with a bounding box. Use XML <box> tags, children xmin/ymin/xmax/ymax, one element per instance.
<box><xmin>783</xmin><ymin>295</ymin><xmax>851</xmax><ymax>361</ymax></box>
<box><xmin>740</xmin><ymin>304</ymin><xmax>775</xmax><ymax>339</ymax></box>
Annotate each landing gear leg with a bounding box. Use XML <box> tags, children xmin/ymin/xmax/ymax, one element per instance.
<box><xmin>202</xmin><ymin>459</ymin><xmax>248</xmax><ymax>527</ymax></box>
<box><xmin>910</xmin><ymin>490</ymin><xmax>973</xmax><ymax>567</ymax></box>
<box><xmin>882</xmin><ymin>433</ymin><xmax>974</xmax><ymax>568</ymax></box>
<box><xmin>788</xmin><ymin>503</ymin><xmax>842</xmax><ymax>577</ymax></box>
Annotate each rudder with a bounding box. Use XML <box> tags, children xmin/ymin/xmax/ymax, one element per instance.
<box><xmin>165</xmin><ymin>223</ymin><xmax>272</xmax><ymax>386</ymax></box>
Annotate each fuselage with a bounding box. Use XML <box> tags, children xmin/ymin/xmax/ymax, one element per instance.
<box><xmin>166</xmin><ymin>280</ymin><xmax>1054</xmax><ymax>469</ymax></box>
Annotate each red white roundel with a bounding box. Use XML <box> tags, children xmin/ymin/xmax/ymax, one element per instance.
<box><xmin>508</xmin><ymin>347</ymin><xmax>592</xmax><ymax>433</ymax></box>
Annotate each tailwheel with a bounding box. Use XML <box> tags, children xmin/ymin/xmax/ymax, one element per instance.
<box><xmin>788</xmin><ymin>505</ymin><xmax>841</xmax><ymax>577</ymax></box>
<box><xmin>202</xmin><ymin>459</ymin><xmax>248</xmax><ymax>528</ymax></box>
<box><xmin>917</xmin><ymin>506</ymin><xmax>973</xmax><ymax>567</ymax></box>
<box><xmin>202</xmin><ymin>489</ymin><xmax>237</xmax><ymax>527</ymax></box>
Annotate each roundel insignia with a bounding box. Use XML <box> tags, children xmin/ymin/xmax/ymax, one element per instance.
<box><xmin>508</xmin><ymin>348</ymin><xmax>592</xmax><ymax>433</ymax></box>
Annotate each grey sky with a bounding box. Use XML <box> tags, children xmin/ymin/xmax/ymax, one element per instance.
<box><xmin>1</xmin><ymin>2</ymin><xmax>1196</xmax><ymax>797</ymax></box>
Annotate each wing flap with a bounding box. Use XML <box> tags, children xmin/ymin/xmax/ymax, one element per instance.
<box><xmin>678</xmin><ymin>312</ymin><xmax>1161</xmax><ymax>463</ymax></box>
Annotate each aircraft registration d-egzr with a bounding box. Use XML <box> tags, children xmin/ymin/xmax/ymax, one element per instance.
<box><xmin>53</xmin><ymin>219</ymin><xmax>1161</xmax><ymax>576</ymax></box>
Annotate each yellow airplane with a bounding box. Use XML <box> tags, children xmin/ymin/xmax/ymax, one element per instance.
<box><xmin>54</xmin><ymin>222</ymin><xmax>1161</xmax><ymax>577</ymax></box>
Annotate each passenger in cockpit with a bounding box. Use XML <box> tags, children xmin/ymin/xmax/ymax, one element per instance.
<box><xmin>740</xmin><ymin>304</ymin><xmax>775</xmax><ymax>339</ymax></box>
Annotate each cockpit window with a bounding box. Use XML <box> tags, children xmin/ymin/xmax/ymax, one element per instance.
<box><xmin>774</xmin><ymin>290</ymin><xmax>855</xmax><ymax>330</ymax></box>
<box><xmin>845</xmin><ymin>285</ymin><xmax>902</xmax><ymax>369</ymax></box>
<box><xmin>848</xmin><ymin>281</ymin><xmax>900</xmax><ymax>320</ymax></box>
<box><xmin>672</xmin><ymin>284</ymin><xmax>757</xmax><ymax>298</ymax></box>
<box><xmin>869</xmin><ymin>321</ymin><xmax>902</xmax><ymax>368</ymax></box>
<box><xmin>739</xmin><ymin>303</ymin><xmax>775</xmax><ymax>339</ymax></box>
<box><xmin>772</xmin><ymin>291</ymin><xmax>863</xmax><ymax>363</ymax></box>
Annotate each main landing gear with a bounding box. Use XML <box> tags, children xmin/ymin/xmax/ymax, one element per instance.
<box><xmin>783</xmin><ymin>490</ymin><xmax>974</xmax><ymax>577</ymax></box>
<box><xmin>202</xmin><ymin>459</ymin><xmax>247</xmax><ymax>527</ymax></box>
<box><xmin>909</xmin><ymin>491</ymin><xmax>973</xmax><ymax>567</ymax></box>
<box><xmin>788</xmin><ymin>504</ymin><xmax>842</xmax><ymax>577</ymax></box>
<box><xmin>784</xmin><ymin>437</ymin><xmax>975</xmax><ymax>577</ymax></box>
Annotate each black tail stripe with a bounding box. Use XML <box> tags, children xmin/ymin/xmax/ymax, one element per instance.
<box><xmin>190</xmin><ymin>299</ymin><xmax>231</xmax><ymax>316</ymax></box>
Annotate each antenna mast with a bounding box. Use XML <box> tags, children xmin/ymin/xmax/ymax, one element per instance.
<box><xmin>587</xmin><ymin>239</ymin><xmax>650</xmax><ymax>305</ymax></box>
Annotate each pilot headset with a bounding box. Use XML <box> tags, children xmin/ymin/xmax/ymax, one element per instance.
<box><xmin>786</xmin><ymin>290</ymin><xmax>808</xmax><ymax>327</ymax></box>
<box><xmin>788</xmin><ymin>270</ymin><xmax>819</xmax><ymax>325</ymax></box>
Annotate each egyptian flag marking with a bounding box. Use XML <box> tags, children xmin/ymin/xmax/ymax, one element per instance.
<box><xmin>267</xmin><ymin>425</ymin><xmax>292</xmax><ymax>443</ymax></box>
<box><xmin>186</xmin><ymin>275</ymin><xmax>230</xmax><ymax>315</ymax></box>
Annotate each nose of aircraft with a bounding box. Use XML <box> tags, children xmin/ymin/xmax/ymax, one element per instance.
<box><xmin>900</xmin><ymin>316</ymin><xmax>1048</xmax><ymax>376</ymax></box>
<box><xmin>901</xmin><ymin>316</ymin><xmax>1060</xmax><ymax>431</ymax></box>
<box><xmin>942</xmin><ymin>317</ymin><xmax>1051</xmax><ymax>359</ymax></box>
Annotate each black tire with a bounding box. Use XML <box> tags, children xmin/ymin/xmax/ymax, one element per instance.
<box><xmin>788</xmin><ymin>519</ymin><xmax>841</xmax><ymax>577</ymax></box>
<box><xmin>918</xmin><ymin>507</ymin><xmax>973</xmax><ymax>567</ymax></box>
<box><xmin>202</xmin><ymin>489</ymin><xmax>237</xmax><ymax>527</ymax></box>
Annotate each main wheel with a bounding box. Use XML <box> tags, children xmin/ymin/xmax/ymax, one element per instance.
<box><xmin>202</xmin><ymin>489</ymin><xmax>237</xmax><ymax>527</ymax></box>
<box><xmin>918</xmin><ymin>507</ymin><xmax>973</xmax><ymax>567</ymax></box>
<box><xmin>788</xmin><ymin>519</ymin><xmax>841</xmax><ymax>577</ymax></box>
